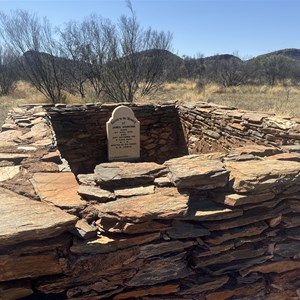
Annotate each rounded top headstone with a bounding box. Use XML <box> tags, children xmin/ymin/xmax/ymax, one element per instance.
<box><xmin>111</xmin><ymin>105</ymin><xmax>136</xmax><ymax>120</ymax></box>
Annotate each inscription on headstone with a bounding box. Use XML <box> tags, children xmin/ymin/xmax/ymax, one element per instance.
<box><xmin>106</xmin><ymin>105</ymin><xmax>140</xmax><ymax>161</ymax></box>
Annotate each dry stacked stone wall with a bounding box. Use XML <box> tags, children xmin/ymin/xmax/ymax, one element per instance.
<box><xmin>178</xmin><ymin>102</ymin><xmax>300</xmax><ymax>154</ymax></box>
<box><xmin>47</xmin><ymin>103</ymin><xmax>187</xmax><ymax>174</ymax></box>
<box><xmin>0</xmin><ymin>102</ymin><xmax>300</xmax><ymax>300</ymax></box>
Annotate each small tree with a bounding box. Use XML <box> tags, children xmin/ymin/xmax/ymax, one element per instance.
<box><xmin>256</xmin><ymin>54</ymin><xmax>292</xmax><ymax>87</ymax></box>
<box><xmin>0</xmin><ymin>10</ymin><xmax>65</xmax><ymax>103</ymax></box>
<box><xmin>207</xmin><ymin>54</ymin><xmax>249</xmax><ymax>87</ymax></box>
<box><xmin>0</xmin><ymin>46</ymin><xmax>16</xmax><ymax>95</ymax></box>
<box><xmin>58</xmin><ymin>20</ymin><xmax>91</xmax><ymax>98</ymax></box>
<box><xmin>99</xmin><ymin>2</ymin><xmax>173</xmax><ymax>102</ymax></box>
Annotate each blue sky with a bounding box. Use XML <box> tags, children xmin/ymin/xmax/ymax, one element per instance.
<box><xmin>0</xmin><ymin>0</ymin><xmax>299</xmax><ymax>59</ymax></box>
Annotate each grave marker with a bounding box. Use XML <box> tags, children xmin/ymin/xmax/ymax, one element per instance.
<box><xmin>106</xmin><ymin>105</ymin><xmax>140</xmax><ymax>161</ymax></box>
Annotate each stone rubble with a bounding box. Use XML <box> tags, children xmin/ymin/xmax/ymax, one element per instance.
<box><xmin>0</xmin><ymin>102</ymin><xmax>299</xmax><ymax>299</ymax></box>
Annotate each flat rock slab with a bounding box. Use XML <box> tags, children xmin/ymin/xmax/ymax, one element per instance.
<box><xmin>96</xmin><ymin>187</ymin><xmax>189</xmax><ymax>222</ymax></box>
<box><xmin>187</xmin><ymin>197</ymin><xmax>243</xmax><ymax>221</ymax></box>
<box><xmin>126</xmin><ymin>253</ymin><xmax>193</xmax><ymax>287</ymax></box>
<box><xmin>71</xmin><ymin>232</ymin><xmax>160</xmax><ymax>254</ymax></box>
<box><xmin>30</xmin><ymin>172</ymin><xmax>86</xmax><ymax>210</ymax></box>
<box><xmin>115</xmin><ymin>185</ymin><xmax>155</xmax><ymax>198</ymax></box>
<box><xmin>164</xmin><ymin>155</ymin><xmax>229</xmax><ymax>190</ymax></box>
<box><xmin>0</xmin><ymin>165</ymin><xmax>20</xmax><ymax>182</ymax></box>
<box><xmin>77</xmin><ymin>185</ymin><xmax>115</xmax><ymax>202</ymax></box>
<box><xmin>94</xmin><ymin>162</ymin><xmax>166</xmax><ymax>188</ymax></box>
<box><xmin>0</xmin><ymin>187</ymin><xmax>77</xmax><ymax>246</ymax></box>
<box><xmin>229</xmin><ymin>145</ymin><xmax>280</xmax><ymax>157</ymax></box>
<box><xmin>0</xmin><ymin>153</ymin><xmax>30</xmax><ymax>164</ymax></box>
<box><xmin>225</xmin><ymin>159</ymin><xmax>300</xmax><ymax>194</ymax></box>
<box><xmin>0</xmin><ymin>129</ymin><xmax>24</xmax><ymax>142</ymax></box>
<box><xmin>220</xmin><ymin>192</ymin><xmax>275</xmax><ymax>207</ymax></box>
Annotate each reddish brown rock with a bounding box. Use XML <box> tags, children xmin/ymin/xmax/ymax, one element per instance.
<box><xmin>221</xmin><ymin>192</ymin><xmax>275</xmax><ymax>206</ymax></box>
<box><xmin>229</xmin><ymin>144</ymin><xmax>280</xmax><ymax>157</ymax></box>
<box><xmin>41</xmin><ymin>150</ymin><xmax>62</xmax><ymax>163</ymax></box>
<box><xmin>0</xmin><ymin>153</ymin><xmax>30</xmax><ymax>164</ymax></box>
<box><xmin>192</xmin><ymin>246</ymin><xmax>266</xmax><ymax>268</ymax></box>
<box><xmin>96</xmin><ymin>188</ymin><xmax>189</xmax><ymax>222</ymax></box>
<box><xmin>94</xmin><ymin>161</ymin><xmax>166</xmax><ymax>188</ymax></box>
<box><xmin>206</xmin><ymin>281</ymin><xmax>265</xmax><ymax>300</ymax></box>
<box><xmin>0</xmin><ymin>187</ymin><xmax>77</xmax><ymax>246</ymax></box>
<box><xmin>114</xmin><ymin>185</ymin><xmax>155</xmax><ymax>198</ymax></box>
<box><xmin>0</xmin><ymin>280</ymin><xmax>33</xmax><ymax>300</ymax></box>
<box><xmin>225</xmin><ymin>159</ymin><xmax>300</xmax><ymax>194</ymax></box>
<box><xmin>193</xmin><ymin>242</ymin><xmax>235</xmax><ymax>258</ymax></box>
<box><xmin>204</xmin><ymin>221</ymin><xmax>268</xmax><ymax>245</ymax></box>
<box><xmin>72</xmin><ymin>219</ymin><xmax>98</xmax><ymax>239</ymax></box>
<box><xmin>203</xmin><ymin>204</ymin><xmax>284</xmax><ymax>231</ymax></box>
<box><xmin>267</xmin><ymin>152</ymin><xmax>300</xmax><ymax>162</ymax></box>
<box><xmin>98</xmin><ymin>219</ymin><xmax>171</xmax><ymax>234</ymax></box>
<box><xmin>0</xmin><ymin>254</ymin><xmax>63</xmax><ymax>281</ymax></box>
<box><xmin>164</xmin><ymin>155</ymin><xmax>229</xmax><ymax>190</ymax></box>
<box><xmin>167</xmin><ymin>220</ymin><xmax>210</xmax><ymax>239</ymax></box>
<box><xmin>241</xmin><ymin>260</ymin><xmax>300</xmax><ymax>276</ymax></box>
<box><xmin>138</xmin><ymin>240</ymin><xmax>196</xmax><ymax>259</ymax></box>
<box><xmin>26</xmin><ymin>162</ymin><xmax>59</xmax><ymax>173</ymax></box>
<box><xmin>30</xmin><ymin>172</ymin><xmax>86</xmax><ymax>210</ymax></box>
<box><xmin>187</xmin><ymin>197</ymin><xmax>243</xmax><ymax>221</ymax></box>
<box><xmin>0</xmin><ymin>165</ymin><xmax>20</xmax><ymax>182</ymax></box>
<box><xmin>71</xmin><ymin>232</ymin><xmax>160</xmax><ymax>254</ymax></box>
<box><xmin>113</xmin><ymin>283</ymin><xmax>180</xmax><ymax>299</ymax></box>
<box><xmin>37</xmin><ymin>247</ymin><xmax>142</xmax><ymax>293</ymax></box>
<box><xmin>77</xmin><ymin>185</ymin><xmax>115</xmax><ymax>202</ymax></box>
<box><xmin>178</xmin><ymin>275</ymin><xmax>229</xmax><ymax>295</ymax></box>
<box><xmin>126</xmin><ymin>253</ymin><xmax>193</xmax><ymax>287</ymax></box>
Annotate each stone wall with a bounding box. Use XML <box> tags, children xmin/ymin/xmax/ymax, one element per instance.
<box><xmin>47</xmin><ymin>103</ymin><xmax>187</xmax><ymax>174</ymax></box>
<box><xmin>0</xmin><ymin>102</ymin><xmax>300</xmax><ymax>300</ymax></box>
<box><xmin>178</xmin><ymin>102</ymin><xmax>300</xmax><ymax>154</ymax></box>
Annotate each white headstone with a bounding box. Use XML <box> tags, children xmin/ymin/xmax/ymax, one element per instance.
<box><xmin>106</xmin><ymin>105</ymin><xmax>140</xmax><ymax>161</ymax></box>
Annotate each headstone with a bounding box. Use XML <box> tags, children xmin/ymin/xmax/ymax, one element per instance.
<box><xmin>106</xmin><ymin>105</ymin><xmax>140</xmax><ymax>161</ymax></box>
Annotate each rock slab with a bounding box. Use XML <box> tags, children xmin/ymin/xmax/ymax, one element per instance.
<box><xmin>0</xmin><ymin>187</ymin><xmax>77</xmax><ymax>246</ymax></box>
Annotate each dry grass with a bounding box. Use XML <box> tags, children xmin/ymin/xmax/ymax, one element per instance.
<box><xmin>206</xmin><ymin>84</ymin><xmax>300</xmax><ymax>118</ymax></box>
<box><xmin>1</xmin><ymin>80</ymin><xmax>300</xmax><ymax>127</ymax></box>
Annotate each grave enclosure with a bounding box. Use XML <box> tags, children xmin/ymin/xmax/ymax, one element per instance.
<box><xmin>0</xmin><ymin>101</ymin><xmax>300</xmax><ymax>300</ymax></box>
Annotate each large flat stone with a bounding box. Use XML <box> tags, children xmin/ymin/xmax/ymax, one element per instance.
<box><xmin>98</xmin><ymin>219</ymin><xmax>172</xmax><ymax>234</ymax></box>
<box><xmin>167</xmin><ymin>220</ymin><xmax>210</xmax><ymax>239</ymax></box>
<box><xmin>30</xmin><ymin>172</ymin><xmax>86</xmax><ymax>210</ymax></box>
<box><xmin>115</xmin><ymin>185</ymin><xmax>155</xmax><ymax>198</ymax></box>
<box><xmin>0</xmin><ymin>153</ymin><xmax>30</xmax><ymax>164</ymax></box>
<box><xmin>77</xmin><ymin>185</ymin><xmax>114</xmax><ymax>202</ymax></box>
<box><xmin>0</xmin><ymin>280</ymin><xmax>33</xmax><ymax>300</ymax></box>
<box><xmin>0</xmin><ymin>165</ymin><xmax>20</xmax><ymax>182</ymax></box>
<box><xmin>94</xmin><ymin>162</ymin><xmax>166</xmax><ymax>188</ymax></box>
<box><xmin>0</xmin><ymin>129</ymin><xmax>23</xmax><ymax>142</ymax></box>
<box><xmin>96</xmin><ymin>188</ymin><xmax>189</xmax><ymax>222</ymax></box>
<box><xmin>204</xmin><ymin>221</ymin><xmax>268</xmax><ymax>245</ymax></box>
<box><xmin>219</xmin><ymin>192</ymin><xmax>275</xmax><ymax>206</ymax></box>
<box><xmin>229</xmin><ymin>145</ymin><xmax>280</xmax><ymax>157</ymax></box>
<box><xmin>225</xmin><ymin>159</ymin><xmax>300</xmax><ymax>194</ymax></box>
<box><xmin>71</xmin><ymin>232</ymin><xmax>160</xmax><ymax>254</ymax></box>
<box><xmin>241</xmin><ymin>260</ymin><xmax>300</xmax><ymax>276</ymax></box>
<box><xmin>126</xmin><ymin>253</ymin><xmax>193</xmax><ymax>287</ymax></box>
<box><xmin>164</xmin><ymin>155</ymin><xmax>229</xmax><ymax>190</ymax></box>
<box><xmin>113</xmin><ymin>283</ymin><xmax>179</xmax><ymax>300</ymax></box>
<box><xmin>0</xmin><ymin>187</ymin><xmax>77</xmax><ymax>246</ymax></box>
<box><xmin>0</xmin><ymin>254</ymin><xmax>63</xmax><ymax>281</ymax></box>
<box><xmin>187</xmin><ymin>196</ymin><xmax>243</xmax><ymax>221</ymax></box>
<box><xmin>206</xmin><ymin>281</ymin><xmax>265</xmax><ymax>300</ymax></box>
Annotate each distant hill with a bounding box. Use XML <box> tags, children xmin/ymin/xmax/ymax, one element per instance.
<box><xmin>249</xmin><ymin>48</ymin><xmax>300</xmax><ymax>62</ymax></box>
<box><xmin>16</xmin><ymin>47</ymin><xmax>300</xmax><ymax>84</ymax></box>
